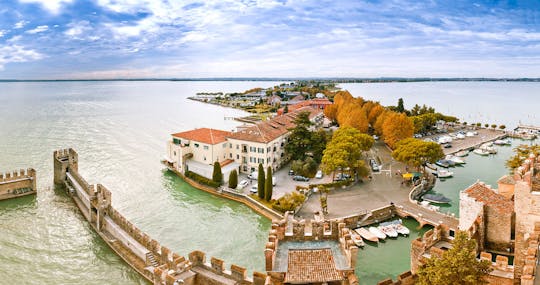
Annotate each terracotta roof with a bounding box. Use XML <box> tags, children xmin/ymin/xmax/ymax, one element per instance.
<box><xmin>464</xmin><ymin>182</ymin><xmax>514</xmax><ymax>214</ymax></box>
<box><xmin>498</xmin><ymin>175</ymin><xmax>515</xmax><ymax>185</ymax></box>
<box><xmin>227</xmin><ymin>107</ymin><xmax>322</xmax><ymax>143</ymax></box>
<box><xmin>172</xmin><ymin>128</ymin><xmax>231</xmax><ymax>145</ymax></box>
<box><xmin>285</xmin><ymin>249</ymin><xmax>342</xmax><ymax>283</ymax></box>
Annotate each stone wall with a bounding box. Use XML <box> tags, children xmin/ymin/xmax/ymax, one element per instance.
<box><xmin>376</xmin><ymin>271</ymin><xmax>416</xmax><ymax>285</ymax></box>
<box><xmin>0</xmin><ymin>168</ymin><xmax>36</xmax><ymax>200</ymax></box>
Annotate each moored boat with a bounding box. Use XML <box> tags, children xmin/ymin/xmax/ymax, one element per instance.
<box><xmin>422</xmin><ymin>193</ymin><xmax>452</xmax><ymax>204</ymax></box>
<box><xmin>493</xmin><ymin>139</ymin><xmax>512</xmax><ymax>146</ymax></box>
<box><xmin>384</xmin><ymin>219</ymin><xmax>410</xmax><ymax>236</ymax></box>
<box><xmin>355</xmin><ymin>228</ymin><xmax>378</xmax><ymax>243</ymax></box>
<box><xmin>369</xmin><ymin>226</ymin><xmax>386</xmax><ymax>240</ymax></box>
<box><xmin>455</xmin><ymin>150</ymin><xmax>469</xmax><ymax>157</ymax></box>
<box><xmin>351</xmin><ymin>231</ymin><xmax>365</xmax><ymax>247</ymax></box>
<box><xmin>473</xmin><ymin>148</ymin><xmax>490</xmax><ymax>156</ymax></box>
<box><xmin>378</xmin><ymin>224</ymin><xmax>398</xmax><ymax>238</ymax></box>
<box><xmin>437</xmin><ymin>169</ymin><xmax>454</xmax><ymax>178</ymax></box>
<box><xmin>445</xmin><ymin>155</ymin><xmax>465</xmax><ymax>165</ymax></box>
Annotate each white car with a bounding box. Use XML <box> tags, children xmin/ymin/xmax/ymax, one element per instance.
<box><xmin>247</xmin><ymin>171</ymin><xmax>258</xmax><ymax>180</ymax></box>
<box><xmin>272</xmin><ymin>176</ymin><xmax>277</xmax><ymax>186</ymax></box>
<box><xmin>237</xmin><ymin>180</ymin><xmax>249</xmax><ymax>189</ymax></box>
<box><xmin>315</xmin><ymin>170</ymin><xmax>323</xmax><ymax>179</ymax></box>
<box><xmin>250</xmin><ymin>185</ymin><xmax>258</xmax><ymax>193</ymax></box>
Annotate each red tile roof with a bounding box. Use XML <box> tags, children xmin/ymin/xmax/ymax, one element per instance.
<box><xmin>172</xmin><ymin>128</ymin><xmax>231</xmax><ymax>145</ymax></box>
<box><xmin>227</xmin><ymin>107</ymin><xmax>322</xmax><ymax>143</ymax></box>
<box><xmin>464</xmin><ymin>182</ymin><xmax>514</xmax><ymax>214</ymax></box>
<box><xmin>285</xmin><ymin>249</ymin><xmax>342</xmax><ymax>283</ymax></box>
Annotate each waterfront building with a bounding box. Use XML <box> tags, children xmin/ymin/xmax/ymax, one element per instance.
<box><xmin>410</xmin><ymin>153</ymin><xmax>540</xmax><ymax>284</ymax></box>
<box><xmin>277</xmin><ymin>98</ymin><xmax>333</xmax><ymax>115</ymax></box>
<box><xmin>165</xmin><ymin>107</ymin><xmax>324</xmax><ymax>178</ymax></box>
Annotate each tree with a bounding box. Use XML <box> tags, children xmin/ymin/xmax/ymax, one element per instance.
<box><xmin>341</xmin><ymin>107</ymin><xmax>369</xmax><ymax>133</ymax></box>
<box><xmin>212</xmin><ymin>161</ymin><xmax>223</xmax><ymax>185</ymax></box>
<box><xmin>321</xmin><ymin>127</ymin><xmax>373</xmax><ymax>180</ymax></box>
<box><xmin>396</xmin><ymin>98</ymin><xmax>405</xmax><ymax>113</ymax></box>
<box><xmin>324</xmin><ymin>104</ymin><xmax>339</xmax><ymax>122</ymax></box>
<box><xmin>392</xmin><ymin>138</ymin><xmax>444</xmax><ymax>169</ymax></box>
<box><xmin>484</xmin><ymin>123</ymin><xmax>489</xmax><ymax>128</ymax></box>
<box><xmin>311</xmin><ymin>129</ymin><xmax>329</xmax><ymax>163</ymax></box>
<box><xmin>490</xmin><ymin>124</ymin><xmax>497</xmax><ymax>130</ymax></box>
<box><xmin>506</xmin><ymin>144</ymin><xmax>540</xmax><ymax>171</ymax></box>
<box><xmin>283</xmin><ymin>104</ymin><xmax>289</xmax><ymax>114</ymax></box>
<box><xmin>285</xmin><ymin>111</ymin><xmax>313</xmax><ymax>161</ymax></box>
<box><xmin>417</xmin><ymin>231</ymin><xmax>492</xmax><ymax>285</ymax></box>
<box><xmin>382</xmin><ymin>112</ymin><xmax>414</xmax><ymax>149</ymax></box>
<box><xmin>499</xmin><ymin>125</ymin><xmax>506</xmax><ymax>130</ymax></box>
<box><xmin>265</xmin><ymin>166</ymin><xmax>273</xmax><ymax>201</ymax></box>
<box><xmin>228</xmin><ymin>170</ymin><xmax>238</xmax><ymax>189</ymax></box>
<box><xmin>257</xmin><ymin>164</ymin><xmax>265</xmax><ymax>199</ymax></box>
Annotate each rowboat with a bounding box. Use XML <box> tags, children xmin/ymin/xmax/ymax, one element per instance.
<box><xmin>355</xmin><ymin>228</ymin><xmax>378</xmax><ymax>243</ymax></box>
<box><xmin>369</xmin><ymin>226</ymin><xmax>387</xmax><ymax>240</ymax></box>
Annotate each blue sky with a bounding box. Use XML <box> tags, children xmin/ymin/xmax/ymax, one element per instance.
<box><xmin>0</xmin><ymin>0</ymin><xmax>539</xmax><ymax>79</ymax></box>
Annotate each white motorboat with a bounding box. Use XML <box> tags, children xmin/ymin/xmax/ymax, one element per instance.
<box><xmin>378</xmin><ymin>224</ymin><xmax>398</xmax><ymax>238</ymax></box>
<box><xmin>394</xmin><ymin>223</ymin><xmax>410</xmax><ymax>236</ymax></box>
<box><xmin>473</xmin><ymin>148</ymin><xmax>490</xmax><ymax>156</ymax></box>
<box><xmin>355</xmin><ymin>228</ymin><xmax>378</xmax><ymax>243</ymax></box>
<box><xmin>456</xmin><ymin>133</ymin><xmax>465</xmax><ymax>139</ymax></box>
<box><xmin>455</xmin><ymin>150</ymin><xmax>469</xmax><ymax>157</ymax></box>
<box><xmin>493</xmin><ymin>139</ymin><xmax>512</xmax><ymax>146</ymax></box>
<box><xmin>369</xmin><ymin>226</ymin><xmax>386</xmax><ymax>240</ymax></box>
<box><xmin>420</xmin><ymin>200</ymin><xmax>440</xmax><ymax>211</ymax></box>
<box><xmin>445</xmin><ymin>155</ymin><xmax>465</xmax><ymax>165</ymax></box>
<box><xmin>466</xmin><ymin>132</ymin><xmax>475</xmax><ymax>137</ymax></box>
<box><xmin>480</xmin><ymin>143</ymin><xmax>497</xmax><ymax>154</ymax></box>
<box><xmin>350</xmin><ymin>231</ymin><xmax>365</xmax><ymax>247</ymax></box>
<box><xmin>437</xmin><ymin>169</ymin><xmax>454</xmax><ymax>178</ymax></box>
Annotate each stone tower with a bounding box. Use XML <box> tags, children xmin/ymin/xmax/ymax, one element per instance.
<box><xmin>53</xmin><ymin>148</ymin><xmax>78</xmax><ymax>186</ymax></box>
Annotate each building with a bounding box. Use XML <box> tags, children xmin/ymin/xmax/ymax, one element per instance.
<box><xmin>277</xmin><ymin>98</ymin><xmax>333</xmax><ymax>115</ymax></box>
<box><xmin>410</xmin><ymin>153</ymin><xmax>540</xmax><ymax>284</ymax></box>
<box><xmin>165</xmin><ymin>107</ymin><xmax>324</xmax><ymax>179</ymax></box>
<box><xmin>265</xmin><ymin>213</ymin><xmax>359</xmax><ymax>285</ymax></box>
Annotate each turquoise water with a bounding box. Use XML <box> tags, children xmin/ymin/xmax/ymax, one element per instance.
<box><xmin>0</xmin><ymin>81</ymin><xmax>538</xmax><ymax>285</ymax></box>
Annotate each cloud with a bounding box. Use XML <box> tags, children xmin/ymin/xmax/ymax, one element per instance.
<box><xmin>0</xmin><ymin>45</ymin><xmax>43</xmax><ymax>70</ymax></box>
<box><xmin>18</xmin><ymin>0</ymin><xmax>73</xmax><ymax>14</ymax></box>
<box><xmin>26</xmin><ymin>25</ymin><xmax>49</xmax><ymax>34</ymax></box>
<box><xmin>0</xmin><ymin>30</ymin><xmax>6</xmax><ymax>38</ymax></box>
<box><xmin>64</xmin><ymin>21</ymin><xmax>93</xmax><ymax>39</ymax></box>
<box><xmin>14</xmin><ymin>20</ymin><xmax>29</xmax><ymax>29</ymax></box>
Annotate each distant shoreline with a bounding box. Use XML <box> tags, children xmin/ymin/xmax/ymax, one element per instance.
<box><xmin>1</xmin><ymin>78</ymin><xmax>540</xmax><ymax>83</ymax></box>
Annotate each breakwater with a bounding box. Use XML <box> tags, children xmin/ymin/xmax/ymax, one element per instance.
<box><xmin>54</xmin><ymin>149</ymin><xmax>267</xmax><ymax>285</ymax></box>
<box><xmin>0</xmin><ymin>168</ymin><xmax>36</xmax><ymax>201</ymax></box>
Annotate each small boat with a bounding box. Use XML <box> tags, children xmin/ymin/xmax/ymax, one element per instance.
<box><xmin>480</xmin><ymin>143</ymin><xmax>497</xmax><ymax>154</ymax></box>
<box><xmin>437</xmin><ymin>169</ymin><xmax>454</xmax><ymax>178</ymax></box>
<box><xmin>435</xmin><ymin>160</ymin><xmax>450</xmax><ymax>168</ymax></box>
<box><xmin>455</xmin><ymin>150</ymin><xmax>469</xmax><ymax>157</ymax></box>
<box><xmin>355</xmin><ymin>228</ymin><xmax>378</xmax><ymax>243</ymax></box>
<box><xmin>466</xmin><ymin>132</ymin><xmax>475</xmax><ymax>137</ymax></box>
<box><xmin>473</xmin><ymin>148</ymin><xmax>490</xmax><ymax>156</ymax></box>
<box><xmin>456</xmin><ymin>133</ymin><xmax>465</xmax><ymax>139</ymax></box>
<box><xmin>351</xmin><ymin>231</ymin><xmax>365</xmax><ymax>247</ymax></box>
<box><xmin>369</xmin><ymin>226</ymin><xmax>386</xmax><ymax>240</ymax></box>
<box><xmin>422</xmin><ymin>193</ymin><xmax>452</xmax><ymax>204</ymax></box>
<box><xmin>445</xmin><ymin>155</ymin><xmax>465</xmax><ymax>165</ymax></box>
<box><xmin>424</xmin><ymin>164</ymin><xmax>438</xmax><ymax>176</ymax></box>
<box><xmin>420</xmin><ymin>200</ymin><xmax>440</xmax><ymax>211</ymax></box>
<box><xmin>493</xmin><ymin>139</ymin><xmax>511</xmax><ymax>146</ymax></box>
<box><xmin>378</xmin><ymin>223</ymin><xmax>398</xmax><ymax>238</ymax></box>
<box><xmin>384</xmin><ymin>219</ymin><xmax>410</xmax><ymax>236</ymax></box>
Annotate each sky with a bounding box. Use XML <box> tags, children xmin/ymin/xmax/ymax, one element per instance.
<box><xmin>0</xmin><ymin>0</ymin><xmax>539</xmax><ymax>79</ymax></box>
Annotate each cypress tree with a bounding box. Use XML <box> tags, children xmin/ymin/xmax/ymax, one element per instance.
<box><xmin>228</xmin><ymin>170</ymin><xmax>238</xmax><ymax>189</ymax></box>
<box><xmin>257</xmin><ymin>163</ymin><xmax>265</xmax><ymax>199</ymax></box>
<box><xmin>212</xmin><ymin>161</ymin><xmax>223</xmax><ymax>185</ymax></box>
<box><xmin>265</xmin><ymin>166</ymin><xmax>273</xmax><ymax>201</ymax></box>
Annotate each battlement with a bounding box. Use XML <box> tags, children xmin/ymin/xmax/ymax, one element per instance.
<box><xmin>0</xmin><ymin>168</ymin><xmax>37</xmax><ymax>201</ymax></box>
<box><xmin>513</xmin><ymin>153</ymin><xmax>538</xmax><ymax>189</ymax></box>
<box><xmin>377</xmin><ymin>271</ymin><xmax>416</xmax><ymax>285</ymax></box>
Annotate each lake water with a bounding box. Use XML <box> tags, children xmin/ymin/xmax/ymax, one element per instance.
<box><xmin>0</xmin><ymin>81</ymin><xmax>539</xmax><ymax>285</ymax></box>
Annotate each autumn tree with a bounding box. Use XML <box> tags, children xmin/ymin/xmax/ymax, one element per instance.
<box><xmin>212</xmin><ymin>161</ymin><xmax>223</xmax><ymax>185</ymax></box>
<box><xmin>265</xmin><ymin>166</ymin><xmax>273</xmax><ymax>201</ymax></box>
<box><xmin>417</xmin><ymin>231</ymin><xmax>492</xmax><ymax>285</ymax></box>
<box><xmin>392</xmin><ymin>138</ymin><xmax>444</xmax><ymax>169</ymax></box>
<box><xmin>228</xmin><ymin>170</ymin><xmax>238</xmax><ymax>189</ymax></box>
<box><xmin>324</xmin><ymin>104</ymin><xmax>338</xmax><ymax>121</ymax></box>
<box><xmin>367</xmin><ymin>104</ymin><xmax>384</xmax><ymax>125</ymax></box>
<box><xmin>257</xmin><ymin>164</ymin><xmax>265</xmax><ymax>199</ymax></box>
<box><xmin>340</xmin><ymin>107</ymin><xmax>369</xmax><ymax>133</ymax></box>
<box><xmin>321</xmin><ymin>127</ymin><xmax>373</xmax><ymax>180</ymax></box>
<box><xmin>506</xmin><ymin>144</ymin><xmax>540</xmax><ymax>171</ymax></box>
<box><xmin>499</xmin><ymin>125</ymin><xmax>506</xmax><ymax>130</ymax></box>
<box><xmin>382</xmin><ymin>112</ymin><xmax>414</xmax><ymax>148</ymax></box>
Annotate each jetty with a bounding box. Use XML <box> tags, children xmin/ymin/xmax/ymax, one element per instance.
<box><xmin>54</xmin><ymin>149</ymin><xmax>268</xmax><ymax>285</ymax></box>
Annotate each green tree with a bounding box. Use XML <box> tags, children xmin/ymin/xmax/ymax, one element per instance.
<box><xmin>228</xmin><ymin>169</ymin><xmax>238</xmax><ymax>189</ymax></box>
<box><xmin>396</xmin><ymin>98</ymin><xmax>405</xmax><ymax>113</ymax></box>
<box><xmin>311</xmin><ymin>129</ymin><xmax>329</xmax><ymax>163</ymax></box>
<box><xmin>484</xmin><ymin>123</ymin><xmax>489</xmax><ymax>128</ymax></box>
<box><xmin>285</xmin><ymin>111</ymin><xmax>313</xmax><ymax>161</ymax></box>
<box><xmin>283</xmin><ymin>104</ymin><xmax>289</xmax><ymax>114</ymax></box>
<box><xmin>392</xmin><ymin>138</ymin><xmax>444</xmax><ymax>169</ymax></box>
<box><xmin>321</xmin><ymin>127</ymin><xmax>373</xmax><ymax>180</ymax></box>
<box><xmin>499</xmin><ymin>125</ymin><xmax>506</xmax><ymax>130</ymax></box>
<box><xmin>265</xmin><ymin>166</ymin><xmax>273</xmax><ymax>201</ymax></box>
<box><xmin>257</xmin><ymin>164</ymin><xmax>265</xmax><ymax>199</ymax></box>
<box><xmin>417</xmin><ymin>231</ymin><xmax>492</xmax><ymax>285</ymax></box>
<box><xmin>212</xmin><ymin>161</ymin><xmax>223</xmax><ymax>185</ymax></box>
<box><xmin>491</xmin><ymin>124</ymin><xmax>497</xmax><ymax>129</ymax></box>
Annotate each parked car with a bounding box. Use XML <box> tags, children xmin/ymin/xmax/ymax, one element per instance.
<box><xmin>315</xmin><ymin>170</ymin><xmax>323</xmax><ymax>179</ymax></box>
<box><xmin>272</xmin><ymin>176</ymin><xmax>277</xmax><ymax>186</ymax></box>
<box><xmin>288</xmin><ymin>169</ymin><xmax>295</xmax><ymax>176</ymax></box>
<box><xmin>237</xmin><ymin>180</ymin><xmax>249</xmax><ymax>189</ymax></box>
<box><xmin>372</xmin><ymin>135</ymin><xmax>379</xmax><ymax>140</ymax></box>
<box><xmin>369</xmin><ymin>159</ymin><xmax>380</xmax><ymax>172</ymax></box>
<box><xmin>247</xmin><ymin>171</ymin><xmax>258</xmax><ymax>180</ymax></box>
<box><xmin>443</xmin><ymin>143</ymin><xmax>452</xmax><ymax>148</ymax></box>
<box><xmin>334</xmin><ymin>173</ymin><xmax>347</xmax><ymax>181</ymax></box>
<box><xmin>293</xmin><ymin>175</ymin><xmax>309</xmax><ymax>182</ymax></box>
<box><xmin>249</xmin><ymin>185</ymin><xmax>258</xmax><ymax>193</ymax></box>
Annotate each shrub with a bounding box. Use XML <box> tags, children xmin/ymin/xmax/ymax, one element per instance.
<box><xmin>257</xmin><ymin>163</ymin><xmax>265</xmax><ymax>200</ymax></box>
<box><xmin>212</xmin><ymin>161</ymin><xmax>223</xmax><ymax>185</ymax></box>
<box><xmin>185</xmin><ymin>171</ymin><xmax>220</xmax><ymax>188</ymax></box>
<box><xmin>271</xmin><ymin>192</ymin><xmax>306</xmax><ymax>213</ymax></box>
<box><xmin>265</xmin><ymin>166</ymin><xmax>273</xmax><ymax>201</ymax></box>
<box><xmin>228</xmin><ymin>170</ymin><xmax>238</xmax><ymax>189</ymax></box>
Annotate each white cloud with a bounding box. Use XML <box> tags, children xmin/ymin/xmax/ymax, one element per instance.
<box><xmin>18</xmin><ymin>0</ymin><xmax>73</xmax><ymax>14</ymax></box>
<box><xmin>14</xmin><ymin>20</ymin><xmax>29</xmax><ymax>29</ymax></box>
<box><xmin>26</xmin><ymin>25</ymin><xmax>49</xmax><ymax>34</ymax></box>
<box><xmin>0</xmin><ymin>30</ymin><xmax>6</xmax><ymax>38</ymax></box>
<box><xmin>0</xmin><ymin>45</ymin><xmax>43</xmax><ymax>70</ymax></box>
<box><xmin>64</xmin><ymin>21</ymin><xmax>92</xmax><ymax>38</ymax></box>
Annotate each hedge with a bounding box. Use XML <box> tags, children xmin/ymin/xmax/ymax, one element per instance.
<box><xmin>185</xmin><ymin>171</ymin><xmax>220</xmax><ymax>188</ymax></box>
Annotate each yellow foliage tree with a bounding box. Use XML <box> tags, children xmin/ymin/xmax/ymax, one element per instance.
<box><xmin>382</xmin><ymin>112</ymin><xmax>414</xmax><ymax>148</ymax></box>
<box><xmin>341</xmin><ymin>107</ymin><xmax>369</xmax><ymax>133</ymax></box>
<box><xmin>324</xmin><ymin>104</ymin><xmax>339</xmax><ymax>122</ymax></box>
<box><xmin>368</xmin><ymin>104</ymin><xmax>385</xmax><ymax>125</ymax></box>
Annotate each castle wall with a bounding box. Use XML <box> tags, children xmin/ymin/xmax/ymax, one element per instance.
<box><xmin>485</xmin><ymin>205</ymin><xmax>512</xmax><ymax>251</ymax></box>
<box><xmin>0</xmin><ymin>168</ymin><xmax>36</xmax><ymax>200</ymax></box>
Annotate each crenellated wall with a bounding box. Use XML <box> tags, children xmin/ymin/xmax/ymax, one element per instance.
<box><xmin>0</xmin><ymin>168</ymin><xmax>36</xmax><ymax>200</ymax></box>
<box><xmin>53</xmin><ymin>148</ymin><xmax>267</xmax><ymax>285</ymax></box>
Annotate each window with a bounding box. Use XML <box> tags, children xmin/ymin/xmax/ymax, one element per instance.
<box><xmin>267</xmin><ymin>147</ymin><xmax>271</xmax><ymax>153</ymax></box>
<box><xmin>173</xmin><ymin>138</ymin><xmax>181</xmax><ymax>145</ymax></box>
<box><xmin>203</xmin><ymin>145</ymin><xmax>209</xmax><ymax>150</ymax></box>
<box><xmin>236</xmin><ymin>144</ymin><xmax>239</xmax><ymax>149</ymax></box>
<box><xmin>237</xmin><ymin>154</ymin><xmax>239</xmax><ymax>159</ymax></box>
<box><xmin>194</xmin><ymin>143</ymin><xmax>199</xmax><ymax>148</ymax></box>
<box><xmin>230</xmin><ymin>143</ymin><xmax>232</xmax><ymax>148</ymax></box>
<box><xmin>173</xmin><ymin>151</ymin><xmax>176</xmax><ymax>156</ymax></box>
<box><xmin>223</xmin><ymin>143</ymin><xmax>227</xmax><ymax>148</ymax></box>
<box><xmin>257</xmin><ymin>148</ymin><xmax>264</xmax><ymax>153</ymax></box>
<box><xmin>203</xmin><ymin>156</ymin><xmax>206</xmax><ymax>161</ymax></box>
<box><xmin>229</xmin><ymin>153</ymin><xmax>232</xmax><ymax>158</ymax></box>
